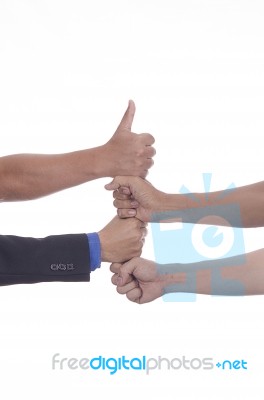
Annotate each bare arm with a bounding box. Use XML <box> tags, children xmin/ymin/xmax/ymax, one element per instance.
<box><xmin>0</xmin><ymin>101</ymin><xmax>155</xmax><ymax>201</ymax></box>
<box><xmin>106</xmin><ymin>177</ymin><xmax>264</xmax><ymax>228</ymax></box>
<box><xmin>0</xmin><ymin>149</ymin><xmax>104</xmax><ymax>201</ymax></box>
<box><xmin>163</xmin><ymin>181</ymin><xmax>264</xmax><ymax>228</ymax></box>
<box><xmin>111</xmin><ymin>250</ymin><xmax>264</xmax><ymax>304</ymax></box>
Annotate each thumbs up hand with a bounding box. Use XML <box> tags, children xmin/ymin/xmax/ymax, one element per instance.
<box><xmin>103</xmin><ymin>100</ymin><xmax>155</xmax><ymax>178</ymax></box>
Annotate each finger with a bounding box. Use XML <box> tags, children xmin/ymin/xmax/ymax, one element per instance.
<box><xmin>105</xmin><ymin>177</ymin><xmax>131</xmax><ymax>192</ymax></box>
<box><xmin>145</xmin><ymin>158</ymin><xmax>154</xmax><ymax>169</ymax></box>
<box><xmin>117</xmin><ymin>100</ymin><xmax>136</xmax><ymax>131</ymax></box>
<box><xmin>111</xmin><ymin>273</ymin><xmax>119</xmax><ymax>285</ymax></box>
<box><xmin>113</xmin><ymin>199</ymin><xmax>139</xmax><ymax>209</ymax></box>
<box><xmin>119</xmin><ymin>186</ymin><xmax>132</xmax><ymax>195</ymax></box>
<box><xmin>135</xmin><ymin>218</ymin><xmax>148</xmax><ymax>229</ymax></box>
<box><xmin>141</xmin><ymin>227</ymin><xmax>148</xmax><ymax>238</ymax></box>
<box><xmin>126</xmin><ymin>288</ymin><xmax>142</xmax><ymax>303</ymax></box>
<box><xmin>139</xmin><ymin>133</ymin><xmax>155</xmax><ymax>145</ymax></box>
<box><xmin>145</xmin><ymin>146</ymin><xmax>156</xmax><ymax>158</ymax></box>
<box><xmin>110</xmin><ymin>263</ymin><xmax>122</xmax><ymax>274</ymax></box>
<box><xmin>139</xmin><ymin>169</ymin><xmax>148</xmax><ymax>179</ymax></box>
<box><xmin>135</xmin><ymin>219</ymin><xmax>147</xmax><ymax>228</ymax></box>
<box><xmin>105</xmin><ymin>179</ymin><xmax>119</xmax><ymax>191</ymax></box>
<box><xmin>113</xmin><ymin>190</ymin><xmax>131</xmax><ymax>201</ymax></box>
<box><xmin>117</xmin><ymin>258</ymin><xmax>139</xmax><ymax>286</ymax></box>
<box><xmin>117</xmin><ymin>280</ymin><xmax>139</xmax><ymax>294</ymax></box>
<box><xmin>117</xmin><ymin>208</ymin><xmax>137</xmax><ymax>218</ymax></box>
<box><xmin>111</xmin><ymin>273</ymin><xmax>134</xmax><ymax>286</ymax></box>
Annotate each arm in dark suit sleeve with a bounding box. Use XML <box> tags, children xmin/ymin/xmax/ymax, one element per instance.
<box><xmin>0</xmin><ymin>234</ymin><xmax>91</xmax><ymax>286</ymax></box>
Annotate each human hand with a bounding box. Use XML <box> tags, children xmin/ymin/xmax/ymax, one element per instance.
<box><xmin>105</xmin><ymin>176</ymin><xmax>165</xmax><ymax>222</ymax></box>
<box><xmin>111</xmin><ymin>257</ymin><xmax>165</xmax><ymax>304</ymax></box>
<box><xmin>98</xmin><ymin>216</ymin><xmax>147</xmax><ymax>263</ymax></box>
<box><xmin>102</xmin><ymin>100</ymin><xmax>155</xmax><ymax>178</ymax></box>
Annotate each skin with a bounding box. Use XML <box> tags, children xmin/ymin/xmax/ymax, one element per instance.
<box><xmin>0</xmin><ymin>101</ymin><xmax>153</xmax><ymax>264</ymax></box>
<box><xmin>0</xmin><ymin>101</ymin><xmax>155</xmax><ymax>202</ymax></box>
<box><xmin>106</xmin><ymin>177</ymin><xmax>264</xmax><ymax>300</ymax></box>
<box><xmin>111</xmin><ymin>250</ymin><xmax>264</xmax><ymax>304</ymax></box>
<box><xmin>98</xmin><ymin>216</ymin><xmax>147</xmax><ymax>263</ymax></box>
<box><xmin>105</xmin><ymin>176</ymin><xmax>264</xmax><ymax>228</ymax></box>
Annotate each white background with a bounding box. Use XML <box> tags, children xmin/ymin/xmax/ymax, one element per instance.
<box><xmin>0</xmin><ymin>0</ymin><xmax>264</xmax><ymax>398</ymax></box>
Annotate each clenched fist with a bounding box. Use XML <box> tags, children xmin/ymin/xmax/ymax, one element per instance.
<box><xmin>98</xmin><ymin>216</ymin><xmax>147</xmax><ymax>263</ymax></box>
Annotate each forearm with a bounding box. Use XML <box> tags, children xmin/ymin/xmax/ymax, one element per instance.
<box><xmin>160</xmin><ymin>249</ymin><xmax>264</xmax><ymax>296</ymax></box>
<box><xmin>161</xmin><ymin>181</ymin><xmax>264</xmax><ymax>227</ymax></box>
<box><xmin>0</xmin><ymin>147</ymin><xmax>107</xmax><ymax>201</ymax></box>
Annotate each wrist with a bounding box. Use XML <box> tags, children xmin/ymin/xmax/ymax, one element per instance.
<box><xmin>161</xmin><ymin>267</ymin><xmax>186</xmax><ymax>294</ymax></box>
<box><xmin>163</xmin><ymin>193</ymin><xmax>188</xmax><ymax>211</ymax></box>
<box><xmin>97</xmin><ymin>229</ymin><xmax>110</xmax><ymax>263</ymax></box>
<box><xmin>72</xmin><ymin>146</ymin><xmax>108</xmax><ymax>180</ymax></box>
<box><xmin>97</xmin><ymin>142</ymin><xmax>121</xmax><ymax>178</ymax></box>
<box><xmin>90</xmin><ymin>145</ymin><xmax>110</xmax><ymax>179</ymax></box>
<box><xmin>151</xmin><ymin>192</ymin><xmax>188</xmax><ymax>222</ymax></box>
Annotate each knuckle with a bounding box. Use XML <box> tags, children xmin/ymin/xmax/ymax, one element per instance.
<box><xmin>140</xmin><ymin>170</ymin><xmax>148</xmax><ymax>178</ymax></box>
<box><xmin>148</xmin><ymin>134</ymin><xmax>155</xmax><ymax>144</ymax></box>
<box><xmin>126</xmin><ymin>292</ymin><xmax>133</xmax><ymax>300</ymax></box>
<box><xmin>135</xmin><ymin>248</ymin><xmax>142</xmax><ymax>257</ymax></box>
<box><xmin>136</xmin><ymin>231</ymin><xmax>142</xmax><ymax>240</ymax></box>
<box><xmin>118</xmin><ymin>209</ymin><xmax>126</xmax><ymax>218</ymax></box>
<box><xmin>149</xmin><ymin>159</ymin><xmax>154</xmax><ymax>167</ymax></box>
<box><xmin>151</xmin><ymin>146</ymin><xmax>156</xmax><ymax>156</ymax></box>
<box><xmin>139</xmin><ymin>133</ymin><xmax>155</xmax><ymax>145</ymax></box>
<box><xmin>136</xmin><ymin>148</ymin><xmax>145</xmax><ymax>158</ymax></box>
<box><xmin>131</xmin><ymin>218</ymin><xmax>139</xmax><ymax>227</ymax></box>
<box><xmin>117</xmin><ymin>286</ymin><xmax>124</xmax><ymax>295</ymax></box>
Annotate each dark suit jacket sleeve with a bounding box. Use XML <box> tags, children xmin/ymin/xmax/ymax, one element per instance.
<box><xmin>0</xmin><ymin>234</ymin><xmax>91</xmax><ymax>286</ymax></box>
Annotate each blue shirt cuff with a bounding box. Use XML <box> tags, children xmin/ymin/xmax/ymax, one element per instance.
<box><xmin>87</xmin><ymin>233</ymin><xmax>101</xmax><ymax>272</ymax></box>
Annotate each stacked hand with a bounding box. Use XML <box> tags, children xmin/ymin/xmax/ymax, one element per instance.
<box><xmin>110</xmin><ymin>257</ymin><xmax>165</xmax><ymax>304</ymax></box>
<box><xmin>97</xmin><ymin>103</ymin><xmax>155</xmax><ymax>266</ymax></box>
<box><xmin>104</xmin><ymin>177</ymin><xmax>163</xmax><ymax>303</ymax></box>
<box><xmin>98</xmin><ymin>216</ymin><xmax>147</xmax><ymax>263</ymax></box>
<box><xmin>101</xmin><ymin>110</ymin><xmax>159</xmax><ymax>297</ymax></box>
<box><xmin>3</xmin><ymin>98</ymin><xmax>262</xmax><ymax>295</ymax></box>
<box><xmin>105</xmin><ymin>176</ymin><xmax>164</xmax><ymax>222</ymax></box>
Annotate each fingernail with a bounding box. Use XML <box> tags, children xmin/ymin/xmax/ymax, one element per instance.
<box><xmin>128</xmin><ymin>210</ymin><xmax>136</xmax><ymax>216</ymax></box>
<box><xmin>121</xmin><ymin>188</ymin><xmax>130</xmax><ymax>194</ymax></box>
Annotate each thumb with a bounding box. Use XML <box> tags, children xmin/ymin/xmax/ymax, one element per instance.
<box><xmin>116</xmin><ymin>99</ymin><xmax>136</xmax><ymax>132</ymax></box>
<box><xmin>104</xmin><ymin>176</ymin><xmax>132</xmax><ymax>194</ymax></box>
<box><xmin>117</xmin><ymin>259</ymin><xmax>137</xmax><ymax>286</ymax></box>
<box><xmin>104</xmin><ymin>178</ymin><xmax>119</xmax><ymax>191</ymax></box>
